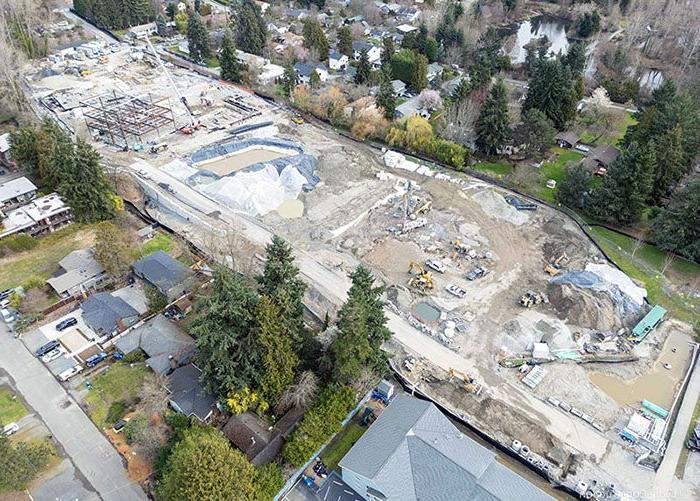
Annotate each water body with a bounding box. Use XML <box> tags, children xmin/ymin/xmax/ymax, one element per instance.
<box><xmin>195</xmin><ymin>147</ymin><xmax>291</xmax><ymax>176</ymax></box>
<box><xmin>414</xmin><ymin>302</ymin><xmax>441</xmax><ymax>323</ymax></box>
<box><xmin>510</xmin><ymin>16</ymin><xmax>570</xmax><ymax>64</ymax></box>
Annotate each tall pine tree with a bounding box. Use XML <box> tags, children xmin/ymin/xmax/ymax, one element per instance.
<box><xmin>235</xmin><ymin>0</ymin><xmax>267</xmax><ymax>56</ymax></box>
<box><xmin>475</xmin><ymin>80</ymin><xmax>510</xmax><ymax>155</ymax></box>
<box><xmin>186</xmin><ymin>12</ymin><xmax>211</xmax><ymax>63</ymax></box>
<box><xmin>523</xmin><ymin>59</ymin><xmax>577</xmax><ymax>129</ymax></box>
<box><xmin>303</xmin><ymin>18</ymin><xmax>329</xmax><ymax>61</ymax></box>
<box><xmin>219</xmin><ymin>28</ymin><xmax>245</xmax><ymax>83</ymax></box>
<box><xmin>337</xmin><ymin>26</ymin><xmax>353</xmax><ymax>57</ymax></box>
<box><xmin>651</xmin><ymin>180</ymin><xmax>700</xmax><ymax>262</ymax></box>
<box><xmin>193</xmin><ymin>267</ymin><xmax>261</xmax><ymax>397</ymax></box>
<box><xmin>355</xmin><ymin>49</ymin><xmax>371</xmax><ymax>85</ymax></box>
<box><xmin>376</xmin><ymin>74</ymin><xmax>396</xmax><ymax>119</ymax></box>
<box><xmin>381</xmin><ymin>36</ymin><xmax>395</xmax><ymax>71</ymax></box>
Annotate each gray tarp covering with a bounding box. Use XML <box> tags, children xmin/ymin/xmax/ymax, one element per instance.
<box><xmin>551</xmin><ymin>270</ymin><xmax>642</xmax><ymax>319</ymax></box>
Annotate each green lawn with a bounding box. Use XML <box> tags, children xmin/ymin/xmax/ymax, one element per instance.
<box><xmin>320</xmin><ymin>419</ymin><xmax>366</xmax><ymax>472</ymax></box>
<box><xmin>472</xmin><ymin>161</ymin><xmax>513</xmax><ymax>178</ymax></box>
<box><xmin>0</xmin><ymin>224</ymin><xmax>97</xmax><ymax>290</ymax></box>
<box><xmin>538</xmin><ymin>148</ymin><xmax>584</xmax><ymax>203</ymax></box>
<box><xmin>0</xmin><ymin>389</ymin><xmax>28</xmax><ymax>425</ymax></box>
<box><xmin>136</xmin><ymin>231</ymin><xmax>174</xmax><ymax>259</ymax></box>
<box><xmin>84</xmin><ymin>363</ymin><xmax>150</xmax><ymax>428</ymax></box>
<box><xmin>588</xmin><ymin>227</ymin><xmax>700</xmax><ymax>325</ymax></box>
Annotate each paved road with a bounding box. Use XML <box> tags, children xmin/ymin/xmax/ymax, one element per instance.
<box><xmin>653</xmin><ymin>348</ymin><xmax>700</xmax><ymax>499</ymax></box>
<box><xmin>0</xmin><ymin>323</ymin><xmax>146</xmax><ymax>501</ymax></box>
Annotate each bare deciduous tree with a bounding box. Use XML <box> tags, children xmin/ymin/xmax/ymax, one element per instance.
<box><xmin>275</xmin><ymin>370</ymin><xmax>319</xmax><ymax>414</ymax></box>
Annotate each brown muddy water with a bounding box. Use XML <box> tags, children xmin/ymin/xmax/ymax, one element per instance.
<box><xmin>588</xmin><ymin>329</ymin><xmax>693</xmax><ymax>409</ymax></box>
<box><xmin>196</xmin><ymin>147</ymin><xmax>289</xmax><ymax>176</ymax></box>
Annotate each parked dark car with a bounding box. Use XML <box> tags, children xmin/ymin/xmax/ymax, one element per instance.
<box><xmin>86</xmin><ymin>352</ymin><xmax>108</xmax><ymax>368</ymax></box>
<box><xmin>0</xmin><ymin>288</ymin><xmax>14</xmax><ymax>300</ymax></box>
<box><xmin>56</xmin><ymin>317</ymin><xmax>78</xmax><ymax>331</ymax></box>
<box><xmin>113</xmin><ymin>418</ymin><xmax>129</xmax><ymax>433</ymax></box>
<box><xmin>35</xmin><ymin>340</ymin><xmax>60</xmax><ymax>357</ymax></box>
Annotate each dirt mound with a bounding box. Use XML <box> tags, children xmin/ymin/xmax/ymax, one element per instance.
<box><xmin>546</xmin><ymin>283</ymin><xmax>622</xmax><ymax>331</ymax></box>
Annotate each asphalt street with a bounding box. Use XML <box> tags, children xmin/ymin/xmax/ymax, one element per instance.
<box><xmin>0</xmin><ymin>322</ymin><xmax>146</xmax><ymax>501</ymax></box>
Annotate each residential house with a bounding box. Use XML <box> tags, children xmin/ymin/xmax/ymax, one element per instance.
<box><xmin>0</xmin><ymin>193</ymin><xmax>73</xmax><ymax>239</ymax></box>
<box><xmin>0</xmin><ymin>177</ymin><xmax>37</xmax><ymax>211</ymax></box>
<box><xmin>285</xmin><ymin>8</ymin><xmax>308</xmax><ymax>21</ymax></box>
<box><xmin>166</xmin><ymin>364</ymin><xmax>217</xmax><ymax>422</ymax></box>
<box><xmin>294</xmin><ymin>62</ymin><xmax>329</xmax><ymax>84</ymax></box>
<box><xmin>132</xmin><ymin>250</ymin><xmax>196</xmax><ymax>301</ymax></box>
<box><xmin>441</xmin><ymin>74</ymin><xmax>468</xmax><ymax>97</ymax></box>
<box><xmin>352</xmin><ymin>41</ymin><xmax>382</xmax><ymax>68</ymax></box>
<box><xmin>427</xmin><ymin>62</ymin><xmax>443</xmax><ymax>83</ymax></box>
<box><xmin>339</xmin><ymin>394</ymin><xmax>555</xmax><ymax>501</ymax></box>
<box><xmin>329</xmin><ymin>50</ymin><xmax>349</xmax><ymax>71</ymax></box>
<box><xmin>81</xmin><ymin>291</ymin><xmax>139</xmax><ymax>338</ymax></box>
<box><xmin>128</xmin><ymin>22</ymin><xmax>157</xmax><ymax>37</ymax></box>
<box><xmin>235</xmin><ymin>49</ymin><xmax>284</xmax><ymax>83</ymax></box>
<box><xmin>395</xmin><ymin>95</ymin><xmax>430</xmax><ymax>119</ymax></box>
<box><xmin>0</xmin><ymin>133</ymin><xmax>11</xmax><ymax>167</ymax></box>
<box><xmin>556</xmin><ymin>131</ymin><xmax>580</xmax><ymax>149</ymax></box>
<box><xmin>397</xmin><ymin>6</ymin><xmax>421</xmax><ymax>23</ymax></box>
<box><xmin>395</xmin><ymin>24</ymin><xmax>418</xmax><ymax>36</ymax></box>
<box><xmin>391</xmin><ymin>79</ymin><xmax>407</xmax><ymax>97</ymax></box>
<box><xmin>583</xmin><ymin>144</ymin><xmax>620</xmax><ymax>175</ymax></box>
<box><xmin>46</xmin><ymin>248</ymin><xmax>109</xmax><ymax>298</ymax></box>
<box><xmin>115</xmin><ymin>313</ymin><xmax>195</xmax><ymax>374</ymax></box>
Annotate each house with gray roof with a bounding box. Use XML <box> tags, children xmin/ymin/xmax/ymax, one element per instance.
<box><xmin>81</xmin><ymin>291</ymin><xmax>139</xmax><ymax>338</ymax></box>
<box><xmin>47</xmin><ymin>248</ymin><xmax>109</xmax><ymax>298</ymax></box>
<box><xmin>339</xmin><ymin>394</ymin><xmax>554</xmax><ymax>501</ymax></box>
<box><xmin>115</xmin><ymin>314</ymin><xmax>195</xmax><ymax>375</ymax></box>
<box><xmin>132</xmin><ymin>250</ymin><xmax>196</xmax><ymax>301</ymax></box>
<box><xmin>166</xmin><ymin>364</ymin><xmax>216</xmax><ymax>422</ymax></box>
<box><xmin>0</xmin><ymin>176</ymin><xmax>37</xmax><ymax>210</ymax></box>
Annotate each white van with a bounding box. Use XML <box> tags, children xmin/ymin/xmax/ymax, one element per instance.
<box><xmin>2</xmin><ymin>422</ymin><xmax>20</xmax><ymax>436</ymax></box>
<box><xmin>58</xmin><ymin>365</ymin><xmax>84</xmax><ymax>382</ymax></box>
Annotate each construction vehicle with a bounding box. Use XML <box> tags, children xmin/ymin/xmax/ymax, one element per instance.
<box><xmin>520</xmin><ymin>290</ymin><xmax>548</xmax><ymax>308</ymax></box>
<box><xmin>451</xmin><ymin>240</ymin><xmax>477</xmax><ymax>259</ymax></box>
<box><xmin>448</xmin><ymin>367</ymin><xmax>480</xmax><ymax>393</ymax></box>
<box><xmin>291</xmin><ymin>114</ymin><xmax>304</xmax><ymax>125</ymax></box>
<box><xmin>408</xmin><ymin>261</ymin><xmax>434</xmax><ymax>292</ymax></box>
<box><xmin>150</xmin><ymin>143</ymin><xmax>168</xmax><ymax>154</ymax></box>
<box><xmin>544</xmin><ymin>253</ymin><xmax>568</xmax><ymax>276</ymax></box>
<box><xmin>415</xmin><ymin>200</ymin><xmax>432</xmax><ymax>215</ymax></box>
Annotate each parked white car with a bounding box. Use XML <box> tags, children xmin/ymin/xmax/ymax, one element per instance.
<box><xmin>1</xmin><ymin>308</ymin><xmax>16</xmax><ymax>324</ymax></box>
<box><xmin>58</xmin><ymin>365</ymin><xmax>84</xmax><ymax>382</ymax></box>
<box><xmin>2</xmin><ymin>422</ymin><xmax>20</xmax><ymax>436</ymax></box>
<box><xmin>41</xmin><ymin>348</ymin><xmax>65</xmax><ymax>364</ymax></box>
<box><xmin>426</xmin><ymin>259</ymin><xmax>447</xmax><ymax>274</ymax></box>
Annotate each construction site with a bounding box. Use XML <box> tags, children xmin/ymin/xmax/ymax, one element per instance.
<box><xmin>22</xmin><ymin>38</ymin><xmax>699</xmax><ymax>499</ymax></box>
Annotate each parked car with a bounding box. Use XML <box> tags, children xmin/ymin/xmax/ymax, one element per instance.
<box><xmin>86</xmin><ymin>352</ymin><xmax>108</xmax><ymax>368</ymax></box>
<box><xmin>1</xmin><ymin>308</ymin><xmax>16</xmax><ymax>324</ymax></box>
<box><xmin>35</xmin><ymin>340</ymin><xmax>60</xmax><ymax>357</ymax></box>
<box><xmin>41</xmin><ymin>348</ymin><xmax>65</xmax><ymax>363</ymax></box>
<box><xmin>113</xmin><ymin>418</ymin><xmax>129</xmax><ymax>433</ymax></box>
<box><xmin>2</xmin><ymin>422</ymin><xmax>19</xmax><ymax>436</ymax></box>
<box><xmin>575</xmin><ymin>145</ymin><xmax>590</xmax><ymax>153</ymax></box>
<box><xmin>58</xmin><ymin>365</ymin><xmax>84</xmax><ymax>382</ymax></box>
<box><xmin>445</xmin><ymin>284</ymin><xmax>466</xmax><ymax>298</ymax></box>
<box><xmin>466</xmin><ymin>266</ymin><xmax>487</xmax><ymax>281</ymax></box>
<box><xmin>56</xmin><ymin>317</ymin><xmax>78</xmax><ymax>331</ymax></box>
<box><xmin>425</xmin><ymin>259</ymin><xmax>447</xmax><ymax>274</ymax></box>
<box><xmin>0</xmin><ymin>288</ymin><xmax>14</xmax><ymax>300</ymax></box>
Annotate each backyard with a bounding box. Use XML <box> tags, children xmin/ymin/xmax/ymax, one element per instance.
<box><xmin>84</xmin><ymin>363</ymin><xmax>151</xmax><ymax>428</ymax></box>
<box><xmin>0</xmin><ymin>224</ymin><xmax>98</xmax><ymax>290</ymax></box>
<box><xmin>319</xmin><ymin>417</ymin><xmax>367</xmax><ymax>472</ymax></box>
<box><xmin>0</xmin><ymin>388</ymin><xmax>28</xmax><ymax>425</ymax></box>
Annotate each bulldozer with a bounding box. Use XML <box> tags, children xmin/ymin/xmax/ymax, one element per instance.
<box><xmin>544</xmin><ymin>252</ymin><xmax>568</xmax><ymax>276</ymax></box>
<box><xmin>448</xmin><ymin>367</ymin><xmax>480</xmax><ymax>394</ymax></box>
<box><xmin>408</xmin><ymin>261</ymin><xmax>434</xmax><ymax>292</ymax></box>
<box><xmin>520</xmin><ymin>290</ymin><xmax>547</xmax><ymax>308</ymax></box>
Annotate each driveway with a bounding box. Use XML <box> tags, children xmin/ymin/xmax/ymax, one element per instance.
<box><xmin>0</xmin><ymin>322</ymin><xmax>146</xmax><ymax>501</ymax></box>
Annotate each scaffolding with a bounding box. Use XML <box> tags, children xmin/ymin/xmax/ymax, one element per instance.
<box><xmin>81</xmin><ymin>91</ymin><xmax>175</xmax><ymax>149</ymax></box>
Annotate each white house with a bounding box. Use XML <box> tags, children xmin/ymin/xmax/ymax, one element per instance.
<box><xmin>352</xmin><ymin>41</ymin><xmax>382</xmax><ymax>67</ymax></box>
<box><xmin>396</xmin><ymin>24</ymin><xmax>418</xmax><ymax>35</ymax></box>
<box><xmin>329</xmin><ymin>50</ymin><xmax>349</xmax><ymax>71</ymax></box>
<box><xmin>293</xmin><ymin>62</ymin><xmax>329</xmax><ymax>84</ymax></box>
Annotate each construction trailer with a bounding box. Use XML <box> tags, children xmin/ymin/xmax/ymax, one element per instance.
<box><xmin>629</xmin><ymin>305</ymin><xmax>667</xmax><ymax>343</ymax></box>
<box><xmin>81</xmin><ymin>91</ymin><xmax>175</xmax><ymax>149</ymax></box>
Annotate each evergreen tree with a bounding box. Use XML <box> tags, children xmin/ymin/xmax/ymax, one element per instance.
<box><xmin>125</xmin><ymin>0</ymin><xmax>150</xmax><ymax>25</ymax></box>
<box><xmin>309</xmin><ymin>70</ymin><xmax>321</xmax><ymax>89</ymax></box>
<box><xmin>355</xmin><ymin>49</ymin><xmax>371</xmax><ymax>85</ymax></box>
<box><xmin>381</xmin><ymin>36</ymin><xmax>395</xmax><ymax>70</ymax></box>
<box><xmin>556</xmin><ymin>163</ymin><xmax>591</xmax><ymax>209</ymax></box>
<box><xmin>423</xmin><ymin>37</ymin><xmax>439</xmax><ymax>62</ymax></box>
<box><xmin>587</xmin><ymin>142</ymin><xmax>655</xmax><ymax>224</ymax></box>
<box><xmin>194</xmin><ymin>0</ymin><xmax>201</xmax><ymax>13</ymax></box>
<box><xmin>651</xmin><ymin>180</ymin><xmax>700</xmax><ymax>262</ymax></box>
<box><xmin>475</xmin><ymin>80</ymin><xmax>510</xmax><ymax>155</ymax></box>
<box><xmin>416</xmin><ymin>22</ymin><xmax>428</xmax><ymax>54</ymax></box>
<box><xmin>410</xmin><ymin>52</ymin><xmax>428</xmax><ymax>93</ymax></box>
<box><xmin>450</xmin><ymin>77</ymin><xmax>471</xmax><ymax>102</ymax></box>
<box><xmin>376</xmin><ymin>74</ymin><xmax>396</xmax><ymax>119</ymax></box>
<box><xmin>166</xmin><ymin>2</ymin><xmax>177</xmax><ymax>21</ymax></box>
<box><xmin>256</xmin><ymin>296</ymin><xmax>299</xmax><ymax>405</ymax></box>
<box><xmin>650</xmin><ymin>125</ymin><xmax>683</xmax><ymax>204</ymax></box>
<box><xmin>337</xmin><ymin>26</ymin><xmax>353</xmax><ymax>57</ymax></box>
<box><xmin>235</xmin><ymin>0</ymin><xmax>267</xmax><ymax>55</ymax></box>
<box><xmin>219</xmin><ymin>28</ymin><xmax>245</xmax><ymax>83</ymax></box>
<box><xmin>515</xmin><ymin>108</ymin><xmax>555</xmax><ymax>157</ymax></box>
<box><xmin>303</xmin><ymin>18</ymin><xmax>329</xmax><ymax>61</ymax></box>
<box><xmin>331</xmin><ymin>266</ymin><xmax>390</xmax><ymax>383</ymax></box>
<box><xmin>192</xmin><ymin>267</ymin><xmax>261</xmax><ymax>396</ymax></box>
<box><xmin>155</xmin><ymin>14</ymin><xmax>167</xmax><ymax>36</ymax></box>
<box><xmin>523</xmin><ymin>59</ymin><xmax>577</xmax><ymax>129</ymax></box>
<box><xmin>257</xmin><ymin>235</ymin><xmax>307</xmax><ymax>348</ymax></box>
<box><xmin>186</xmin><ymin>12</ymin><xmax>211</xmax><ymax>63</ymax></box>
<box><xmin>282</xmin><ymin>64</ymin><xmax>297</xmax><ymax>96</ymax></box>
<box><xmin>565</xmin><ymin>41</ymin><xmax>586</xmax><ymax>76</ymax></box>
<box><xmin>60</xmin><ymin>140</ymin><xmax>116</xmax><ymax>223</ymax></box>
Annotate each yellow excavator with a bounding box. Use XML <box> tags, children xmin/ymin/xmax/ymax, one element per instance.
<box><xmin>544</xmin><ymin>252</ymin><xmax>568</xmax><ymax>276</ymax></box>
<box><xmin>408</xmin><ymin>261</ymin><xmax>434</xmax><ymax>292</ymax></box>
<box><xmin>448</xmin><ymin>367</ymin><xmax>479</xmax><ymax>393</ymax></box>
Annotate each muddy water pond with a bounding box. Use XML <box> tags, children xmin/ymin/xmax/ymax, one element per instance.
<box><xmin>195</xmin><ymin>147</ymin><xmax>290</xmax><ymax>176</ymax></box>
<box><xmin>588</xmin><ymin>329</ymin><xmax>693</xmax><ymax>409</ymax></box>
<box><xmin>415</xmin><ymin>302</ymin><xmax>441</xmax><ymax>323</ymax></box>
<box><xmin>509</xmin><ymin>15</ymin><xmax>570</xmax><ymax>64</ymax></box>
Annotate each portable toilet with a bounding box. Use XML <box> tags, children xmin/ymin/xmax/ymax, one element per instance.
<box><xmin>374</xmin><ymin>380</ymin><xmax>394</xmax><ymax>402</ymax></box>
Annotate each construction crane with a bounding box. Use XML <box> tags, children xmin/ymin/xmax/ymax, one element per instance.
<box><xmin>408</xmin><ymin>261</ymin><xmax>434</xmax><ymax>292</ymax></box>
<box><xmin>141</xmin><ymin>34</ymin><xmax>199</xmax><ymax>132</ymax></box>
<box><xmin>448</xmin><ymin>368</ymin><xmax>479</xmax><ymax>393</ymax></box>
